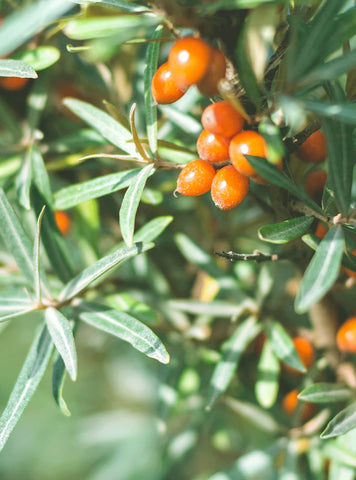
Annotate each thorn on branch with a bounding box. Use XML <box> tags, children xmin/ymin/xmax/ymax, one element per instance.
<box><xmin>215</xmin><ymin>250</ymin><xmax>279</xmax><ymax>263</ymax></box>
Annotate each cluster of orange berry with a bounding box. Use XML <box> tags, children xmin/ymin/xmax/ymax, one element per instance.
<box><xmin>151</xmin><ymin>35</ymin><xmax>284</xmax><ymax>211</ymax></box>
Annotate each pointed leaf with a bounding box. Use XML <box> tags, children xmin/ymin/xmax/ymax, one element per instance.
<box><xmin>33</xmin><ymin>206</ymin><xmax>46</xmax><ymax>302</ymax></box>
<box><xmin>79</xmin><ymin>304</ymin><xmax>169</xmax><ymax>364</ymax></box>
<box><xmin>0</xmin><ymin>59</ymin><xmax>37</xmax><ymax>78</ymax></box>
<box><xmin>59</xmin><ymin>242</ymin><xmax>154</xmax><ymax>302</ymax></box>
<box><xmin>12</xmin><ymin>46</ymin><xmax>60</xmax><ymax>71</ymax></box>
<box><xmin>295</xmin><ymin>226</ymin><xmax>344</xmax><ymax>313</ymax></box>
<box><xmin>52</xmin><ymin>354</ymin><xmax>71</xmax><ymax>417</ymax></box>
<box><xmin>0</xmin><ymin>289</ymin><xmax>35</xmax><ymax>323</ymax></box>
<box><xmin>255</xmin><ymin>339</ymin><xmax>280</xmax><ymax>409</ymax></box>
<box><xmin>133</xmin><ymin>215</ymin><xmax>173</xmax><ymax>243</ymax></box>
<box><xmin>120</xmin><ymin>164</ymin><xmax>154</xmax><ymax>247</ymax></box>
<box><xmin>299</xmin><ymin>383</ymin><xmax>352</xmax><ymax>404</ymax></box>
<box><xmin>321</xmin><ymin>402</ymin><xmax>356</xmax><ymax>439</ymax></box>
<box><xmin>259</xmin><ymin>216</ymin><xmax>313</xmax><ymax>244</ymax></box>
<box><xmin>0</xmin><ymin>324</ymin><xmax>53</xmax><ymax>452</ymax></box>
<box><xmin>45</xmin><ymin>308</ymin><xmax>77</xmax><ymax>381</ymax></box>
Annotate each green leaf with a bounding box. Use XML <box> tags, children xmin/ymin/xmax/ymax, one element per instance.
<box><xmin>54</xmin><ymin>169</ymin><xmax>141</xmax><ymax>210</ymax></box>
<box><xmin>264</xmin><ymin>320</ymin><xmax>306</xmax><ymax>373</ymax></box>
<box><xmin>62</xmin><ymin>98</ymin><xmax>136</xmax><ymax>155</ymax></box>
<box><xmin>321</xmin><ymin>402</ymin><xmax>356</xmax><ymax>439</ymax></box>
<box><xmin>59</xmin><ymin>242</ymin><xmax>154</xmax><ymax>302</ymax></box>
<box><xmin>70</xmin><ymin>0</ymin><xmax>146</xmax><ymax>11</ymax></box>
<box><xmin>52</xmin><ymin>354</ymin><xmax>71</xmax><ymax>417</ymax></box>
<box><xmin>27</xmin><ymin>74</ymin><xmax>49</xmax><ymax>134</ymax></box>
<box><xmin>259</xmin><ymin>216</ymin><xmax>313</xmax><ymax>244</ymax></box>
<box><xmin>323</xmin><ymin>442</ymin><xmax>356</xmax><ymax>469</ymax></box>
<box><xmin>12</xmin><ymin>46</ymin><xmax>60</xmax><ymax>71</ymax></box>
<box><xmin>0</xmin><ymin>59</ymin><xmax>37</xmax><ymax>78</ymax></box>
<box><xmin>0</xmin><ymin>324</ymin><xmax>53</xmax><ymax>452</ymax></box>
<box><xmin>207</xmin><ymin>316</ymin><xmax>261</xmax><ymax>409</ymax></box>
<box><xmin>168</xmin><ymin>299</ymin><xmax>254</xmax><ymax>317</ymax></box>
<box><xmin>245</xmin><ymin>155</ymin><xmax>324</xmax><ymax>214</ymax></box>
<box><xmin>31</xmin><ymin>146</ymin><xmax>54</xmax><ymax>207</ymax></box>
<box><xmin>120</xmin><ymin>164</ymin><xmax>154</xmax><ymax>247</ymax></box>
<box><xmin>0</xmin><ymin>0</ymin><xmax>73</xmax><ymax>57</ymax></box>
<box><xmin>33</xmin><ymin>206</ymin><xmax>46</xmax><ymax>303</ymax></box>
<box><xmin>133</xmin><ymin>215</ymin><xmax>173</xmax><ymax>243</ymax></box>
<box><xmin>300</xmin><ymin>99</ymin><xmax>356</xmax><ymax>125</ymax></box>
<box><xmin>324</xmin><ymin>118</ymin><xmax>354</xmax><ymax>215</ymax></box>
<box><xmin>0</xmin><ymin>188</ymin><xmax>35</xmax><ymax>284</ymax></box>
<box><xmin>144</xmin><ymin>25</ymin><xmax>162</xmax><ymax>154</ymax></box>
<box><xmin>255</xmin><ymin>339</ymin><xmax>280</xmax><ymax>409</ymax></box>
<box><xmin>295</xmin><ymin>225</ymin><xmax>344</xmax><ymax>313</ymax></box>
<box><xmin>79</xmin><ymin>304</ymin><xmax>169</xmax><ymax>364</ymax></box>
<box><xmin>15</xmin><ymin>152</ymin><xmax>32</xmax><ymax>210</ymax></box>
<box><xmin>159</xmin><ymin>105</ymin><xmax>202</xmax><ymax>135</ymax></box>
<box><xmin>0</xmin><ymin>289</ymin><xmax>34</xmax><ymax>322</ymax></box>
<box><xmin>299</xmin><ymin>383</ymin><xmax>353</xmax><ymax>404</ymax></box>
<box><xmin>45</xmin><ymin>308</ymin><xmax>77</xmax><ymax>381</ymax></box>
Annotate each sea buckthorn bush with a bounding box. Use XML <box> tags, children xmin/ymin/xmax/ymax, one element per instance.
<box><xmin>0</xmin><ymin>1</ymin><xmax>355</xmax><ymax>479</ymax></box>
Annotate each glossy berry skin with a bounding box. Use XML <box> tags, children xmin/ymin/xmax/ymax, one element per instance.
<box><xmin>337</xmin><ymin>317</ymin><xmax>356</xmax><ymax>353</ymax></box>
<box><xmin>168</xmin><ymin>36</ymin><xmax>212</xmax><ymax>90</ymax></box>
<box><xmin>297</xmin><ymin>130</ymin><xmax>327</xmax><ymax>163</ymax></box>
<box><xmin>176</xmin><ymin>159</ymin><xmax>215</xmax><ymax>197</ymax></box>
<box><xmin>343</xmin><ymin>248</ymin><xmax>356</xmax><ymax>278</ymax></box>
<box><xmin>304</xmin><ymin>170</ymin><xmax>327</xmax><ymax>201</ymax></box>
<box><xmin>197</xmin><ymin>129</ymin><xmax>230</xmax><ymax>163</ymax></box>
<box><xmin>55</xmin><ymin>211</ymin><xmax>71</xmax><ymax>236</ymax></box>
<box><xmin>284</xmin><ymin>337</ymin><xmax>314</xmax><ymax>375</ymax></box>
<box><xmin>151</xmin><ymin>62</ymin><xmax>186</xmax><ymax>104</ymax></box>
<box><xmin>201</xmin><ymin>101</ymin><xmax>244</xmax><ymax>138</ymax></box>
<box><xmin>229</xmin><ymin>130</ymin><xmax>268</xmax><ymax>180</ymax></box>
<box><xmin>197</xmin><ymin>47</ymin><xmax>226</xmax><ymax>97</ymax></box>
<box><xmin>0</xmin><ymin>76</ymin><xmax>29</xmax><ymax>91</ymax></box>
<box><xmin>211</xmin><ymin>165</ymin><xmax>249</xmax><ymax>210</ymax></box>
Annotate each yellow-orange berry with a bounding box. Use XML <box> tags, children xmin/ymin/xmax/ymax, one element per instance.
<box><xmin>282</xmin><ymin>389</ymin><xmax>314</xmax><ymax>421</ymax></box>
<box><xmin>151</xmin><ymin>62</ymin><xmax>186</xmax><ymax>104</ymax></box>
<box><xmin>197</xmin><ymin>47</ymin><xmax>226</xmax><ymax>97</ymax></box>
<box><xmin>0</xmin><ymin>76</ymin><xmax>29</xmax><ymax>91</ymax></box>
<box><xmin>297</xmin><ymin>130</ymin><xmax>327</xmax><ymax>163</ymax></box>
<box><xmin>211</xmin><ymin>165</ymin><xmax>249</xmax><ymax>210</ymax></box>
<box><xmin>176</xmin><ymin>159</ymin><xmax>215</xmax><ymax>197</ymax></box>
<box><xmin>168</xmin><ymin>36</ymin><xmax>212</xmax><ymax>89</ymax></box>
<box><xmin>337</xmin><ymin>317</ymin><xmax>356</xmax><ymax>353</ymax></box>
<box><xmin>304</xmin><ymin>170</ymin><xmax>327</xmax><ymax>201</ymax></box>
<box><xmin>229</xmin><ymin>130</ymin><xmax>267</xmax><ymax>179</ymax></box>
<box><xmin>197</xmin><ymin>129</ymin><xmax>230</xmax><ymax>163</ymax></box>
<box><xmin>201</xmin><ymin>100</ymin><xmax>245</xmax><ymax>138</ymax></box>
<box><xmin>284</xmin><ymin>337</ymin><xmax>314</xmax><ymax>375</ymax></box>
<box><xmin>55</xmin><ymin>211</ymin><xmax>71</xmax><ymax>236</ymax></box>
<box><xmin>314</xmin><ymin>222</ymin><xmax>328</xmax><ymax>239</ymax></box>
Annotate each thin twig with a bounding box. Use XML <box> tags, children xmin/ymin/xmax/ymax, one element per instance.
<box><xmin>215</xmin><ymin>250</ymin><xmax>279</xmax><ymax>263</ymax></box>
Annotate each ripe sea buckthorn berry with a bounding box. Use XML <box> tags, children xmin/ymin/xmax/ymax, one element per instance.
<box><xmin>151</xmin><ymin>62</ymin><xmax>186</xmax><ymax>104</ymax></box>
<box><xmin>201</xmin><ymin>101</ymin><xmax>245</xmax><ymax>138</ymax></box>
<box><xmin>297</xmin><ymin>130</ymin><xmax>327</xmax><ymax>163</ymax></box>
<box><xmin>282</xmin><ymin>389</ymin><xmax>314</xmax><ymax>421</ymax></box>
<box><xmin>304</xmin><ymin>170</ymin><xmax>327</xmax><ymax>201</ymax></box>
<box><xmin>197</xmin><ymin>47</ymin><xmax>226</xmax><ymax>97</ymax></box>
<box><xmin>314</xmin><ymin>222</ymin><xmax>328</xmax><ymax>239</ymax></box>
<box><xmin>197</xmin><ymin>129</ymin><xmax>230</xmax><ymax>163</ymax></box>
<box><xmin>337</xmin><ymin>317</ymin><xmax>356</xmax><ymax>353</ymax></box>
<box><xmin>229</xmin><ymin>130</ymin><xmax>267</xmax><ymax>180</ymax></box>
<box><xmin>0</xmin><ymin>76</ymin><xmax>29</xmax><ymax>91</ymax></box>
<box><xmin>55</xmin><ymin>211</ymin><xmax>71</xmax><ymax>236</ymax></box>
<box><xmin>211</xmin><ymin>165</ymin><xmax>249</xmax><ymax>210</ymax></box>
<box><xmin>176</xmin><ymin>159</ymin><xmax>215</xmax><ymax>197</ymax></box>
<box><xmin>168</xmin><ymin>36</ymin><xmax>212</xmax><ymax>90</ymax></box>
<box><xmin>284</xmin><ymin>337</ymin><xmax>314</xmax><ymax>375</ymax></box>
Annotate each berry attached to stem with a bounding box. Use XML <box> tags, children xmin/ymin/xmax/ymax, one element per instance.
<box><xmin>211</xmin><ymin>165</ymin><xmax>249</xmax><ymax>210</ymax></box>
<box><xmin>176</xmin><ymin>159</ymin><xmax>215</xmax><ymax>197</ymax></box>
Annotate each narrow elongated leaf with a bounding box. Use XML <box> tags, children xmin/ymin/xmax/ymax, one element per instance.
<box><xmin>144</xmin><ymin>25</ymin><xmax>162</xmax><ymax>154</ymax></box>
<box><xmin>0</xmin><ymin>324</ymin><xmax>53</xmax><ymax>452</ymax></box>
<box><xmin>31</xmin><ymin>146</ymin><xmax>53</xmax><ymax>207</ymax></box>
<box><xmin>264</xmin><ymin>320</ymin><xmax>306</xmax><ymax>372</ymax></box>
<box><xmin>159</xmin><ymin>106</ymin><xmax>202</xmax><ymax>135</ymax></box>
<box><xmin>168</xmin><ymin>299</ymin><xmax>254</xmax><ymax>317</ymax></box>
<box><xmin>15</xmin><ymin>152</ymin><xmax>32</xmax><ymax>210</ymax></box>
<box><xmin>120</xmin><ymin>164</ymin><xmax>154</xmax><ymax>247</ymax></box>
<box><xmin>70</xmin><ymin>0</ymin><xmax>146</xmax><ymax>11</ymax></box>
<box><xmin>28</xmin><ymin>74</ymin><xmax>49</xmax><ymax>134</ymax></box>
<box><xmin>52</xmin><ymin>354</ymin><xmax>71</xmax><ymax>417</ymax></box>
<box><xmin>0</xmin><ymin>289</ymin><xmax>35</xmax><ymax>323</ymax></box>
<box><xmin>79</xmin><ymin>305</ymin><xmax>169</xmax><ymax>364</ymax></box>
<box><xmin>207</xmin><ymin>316</ymin><xmax>261</xmax><ymax>409</ymax></box>
<box><xmin>54</xmin><ymin>169</ymin><xmax>141</xmax><ymax>210</ymax></box>
<box><xmin>295</xmin><ymin>226</ymin><xmax>344</xmax><ymax>313</ymax></box>
<box><xmin>45</xmin><ymin>308</ymin><xmax>77</xmax><ymax>381</ymax></box>
<box><xmin>133</xmin><ymin>216</ymin><xmax>173</xmax><ymax>243</ymax></box>
<box><xmin>255</xmin><ymin>340</ymin><xmax>280</xmax><ymax>409</ymax></box>
<box><xmin>62</xmin><ymin>99</ymin><xmax>136</xmax><ymax>155</ymax></box>
<box><xmin>245</xmin><ymin>155</ymin><xmax>324</xmax><ymax>214</ymax></box>
<box><xmin>323</xmin><ymin>442</ymin><xmax>356</xmax><ymax>469</ymax></box>
<box><xmin>299</xmin><ymin>383</ymin><xmax>352</xmax><ymax>404</ymax></box>
<box><xmin>301</xmin><ymin>99</ymin><xmax>356</xmax><ymax>125</ymax></box>
<box><xmin>33</xmin><ymin>206</ymin><xmax>46</xmax><ymax>302</ymax></box>
<box><xmin>321</xmin><ymin>402</ymin><xmax>356</xmax><ymax>439</ymax></box>
<box><xmin>0</xmin><ymin>59</ymin><xmax>37</xmax><ymax>78</ymax></box>
<box><xmin>0</xmin><ymin>188</ymin><xmax>35</xmax><ymax>284</ymax></box>
<box><xmin>59</xmin><ymin>242</ymin><xmax>153</xmax><ymax>302</ymax></box>
<box><xmin>259</xmin><ymin>216</ymin><xmax>313</xmax><ymax>244</ymax></box>
<box><xmin>12</xmin><ymin>46</ymin><xmax>60</xmax><ymax>71</ymax></box>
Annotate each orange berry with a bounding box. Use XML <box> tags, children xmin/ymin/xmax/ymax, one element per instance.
<box><xmin>201</xmin><ymin>100</ymin><xmax>245</xmax><ymax>138</ymax></box>
<box><xmin>284</xmin><ymin>337</ymin><xmax>314</xmax><ymax>375</ymax></box>
<box><xmin>151</xmin><ymin>62</ymin><xmax>186</xmax><ymax>104</ymax></box>
<box><xmin>197</xmin><ymin>47</ymin><xmax>226</xmax><ymax>97</ymax></box>
<box><xmin>55</xmin><ymin>211</ymin><xmax>71</xmax><ymax>236</ymax></box>
<box><xmin>314</xmin><ymin>222</ymin><xmax>328</xmax><ymax>239</ymax></box>
<box><xmin>297</xmin><ymin>130</ymin><xmax>327</xmax><ymax>163</ymax></box>
<box><xmin>282</xmin><ymin>389</ymin><xmax>314</xmax><ymax>421</ymax></box>
<box><xmin>211</xmin><ymin>165</ymin><xmax>249</xmax><ymax>210</ymax></box>
<box><xmin>168</xmin><ymin>36</ymin><xmax>212</xmax><ymax>89</ymax></box>
<box><xmin>0</xmin><ymin>76</ymin><xmax>29</xmax><ymax>91</ymax></box>
<box><xmin>176</xmin><ymin>159</ymin><xmax>215</xmax><ymax>197</ymax></box>
<box><xmin>337</xmin><ymin>317</ymin><xmax>356</xmax><ymax>353</ymax></box>
<box><xmin>197</xmin><ymin>129</ymin><xmax>230</xmax><ymax>163</ymax></box>
<box><xmin>304</xmin><ymin>170</ymin><xmax>327</xmax><ymax>201</ymax></box>
<box><xmin>343</xmin><ymin>248</ymin><xmax>356</xmax><ymax>278</ymax></box>
<box><xmin>229</xmin><ymin>130</ymin><xmax>267</xmax><ymax>180</ymax></box>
